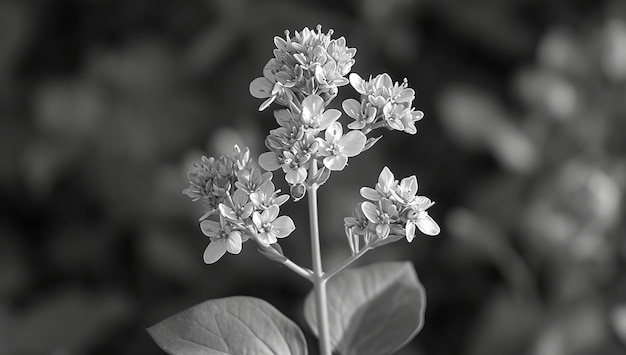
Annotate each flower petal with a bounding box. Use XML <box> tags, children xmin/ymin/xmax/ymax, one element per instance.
<box><xmin>375</xmin><ymin>224</ymin><xmax>390</xmax><ymax>239</ymax></box>
<box><xmin>361</xmin><ymin>201</ymin><xmax>380</xmax><ymax>223</ymax></box>
<box><xmin>203</xmin><ymin>241</ymin><xmax>227</xmax><ymax>264</ymax></box>
<box><xmin>349</xmin><ymin>73</ymin><xmax>366</xmax><ymax>94</ymax></box>
<box><xmin>274</xmin><ymin>194</ymin><xmax>290</xmax><ymax>206</ymax></box>
<box><xmin>302</xmin><ymin>94</ymin><xmax>324</xmax><ymax>117</ymax></box>
<box><xmin>400</xmin><ymin>176</ymin><xmax>418</xmax><ymax>198</ymax></box>
<box><xmin>405</xmin><ymin>221</ymin><xmax>416</xmax><ymax>242</ymax></box>
<box><xmin>272</xmin><ymin>216</ymin><xmax>296</xmax><ymax>238</ymax></box>
<box><xmin>273</xmin><ymin>36</ymin><xmax>288</xmax><ymax>51</ymax></box>
<box><xmin>266</xmin><ymin>204</ymin><xmax>279</xmax><ymax>222</ymax></box>
<box><xmin>232</xmin><ymin>188</ymin><xmax>249</xmax><ymax>205</ymax></box>
<box><xmin>257</xmin><ymin>231</ymin><xmax>277</xmax><ymax>246</ymax></box>
<box><xmin>412</xmin><ymin>196</ymin><xmax>433</xmax><ymax>209</ymax></box>
<box><xmin>226</xmin><ymin>232</ymin><xmax>243</xmax><ymax>254</ymax></box>
<box><xmin>252</xmin><ymin>211</ymin><xmax>263</xmax><ymax>229</ymax></box>
<box><xmin>395</xmin><ymin>88</ymin><xmax>415</xmax><ymax>103</ymax></box>
<box><xmin>347</xmin><ymin>121</ymin><xmax>366</xmax><ymax>130</ymax></box>
<box><xmin>387</xmin><ymin>118</ymin><xmax>405</xmax><ymax>131</ymax></box>
<box><xmin>259</xmin><ymin>96</ymin><xmax>276</xmax><ymax>111</ymax></box>
<box><xmin>377</xmin><ymin>73</ymin><xmax>393</xmax><ymax>89</ymax></box>
<box><xmin>417</xmin><ymin>213</ymin><xmax>440</xmax><ymax>236</ymax></box>
<box><xmin>360</xmin><ymin>187</ymin><xmax>381</xmax><ymax>201</ymax></box>
<box><xmin>259</xmin><ymin>152</ymin><xmax>281</xmax><ymax>171</ymax></box>
<box><xmin>258</xmin><ymin>181</ymin><xmax>274</xmax><ymax>198</ymax></box>
<box><xmin>379</xmin><ymin>166</ymin><xmax>395</xmax><ymax>189</ymax></box>
<box><xmin>318</xmin><ymin>109</ymin><xmax>342</xmax><ymax>130</ymax></box>
<box><xmin>219</xmin><ymin>204</ymin><xmax>238</xmax><ymax>220</ymax></box>
<box><xmin>342</xmin><ymin>98</ymin><xmax>361</xmax><ymax>119</ymax></box>
<box><xmin>325</xmin><ymin>122</ymin><xmax>343</xmax><ymax>143</ymax></box>
<box><xmin>249</xmin><ymin>77</ymin><xmax>273</xmax><ymax>98</ymax></box>
<box><xmin>324</xmin><ymin>155</ymin><xmax>348</xmax><ymax>171</ymax></box>
<box><xmin>339</xmin><ymin>131</ymin><xmax>366</xmax><ymax>157</ymax></box>
<box><xmin>285</xmin><ymin>167</ymin><xmax>307</xmax><ymax>184</ymax></box>
<box><xmin>200</xmin><ymin>220</ymin><xmax>221</xmax><ymax>237</ymax></box>
<box><xmin>412</xmin><ymin>110</ymin><xmax>424</xmax><ymax>121</ymax></box>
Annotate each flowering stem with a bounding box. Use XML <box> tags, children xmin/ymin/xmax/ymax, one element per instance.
<box><xmin>282</xmin><ymin>258</ymin><xmax>314</xmax><ymax>280</ymax></box>
<box><xmin>246</xmin><ymin>226</ymin><xmax>313</xmax><ymax>280</ymax></box>
<box><xmin>308</xmin><ymin>161</ymin><xmax>332</xmax><ymax>355</ymax></box>
<box><xmin>362</xmin><ymin>120</ymin><xmax>387</xmax><ymax>135</ymax></box>
<box><xmin>324</xmin><ymin>245</ymin><xmax>371</xmax><ymax>282</ymax></box>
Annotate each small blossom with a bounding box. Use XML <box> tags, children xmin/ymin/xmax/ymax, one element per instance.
<box><xmin>344</xmin><ymin>203</ymin><xmax>372</xmax><ymax>254</ymax></box>
<box><xmin>259</xmin><ymin>148</ymin><xmax>308</xmax><ymax>186</ymax></box>
<box><xmin>317</xmin><ymin>122</ymin><xmax>366</xmax><ymax>171</ymax></box>
<box><xmin>200</xmin><ymin>217</ymin><xmax>245</xmax><ymax>264</ymax></box>
<box><xmin>405</xmin><ymin>199</ymin><xmax>440</xmax><ymax>241</ymax></box>
<box><xmin>300</xmin><ymin>94</ymin><xmax>342</xmax><ymax>132</ymax></box>
<box><xmin>282</xmin><ymin>152</ymin><xmax>308</xmax><ymax>185</ymax></box>
<box><xmin>342</xmin><ymin>98</ymin><xmax>377</xmax><ymax>130</ymax></box>
<box><xmin>361</xmin><ymin>199</ymin><xmax>400</xmax><ymax>239</ymax></box>
<box><xmin>360</xmin><ymin>166</ymin><xmax>397</xmax><ymax>201</ymax></box>
<box><xmin>219</xmin><ymin>188</ymin><xmax>254</xmax><ymax>222</ymax></box>
<box><xmin>249</xmin><ymin>181</ymin><xmax>289</xmax><ymax>209</ymax></box>
<box><xmin>252</xmin><ymin>205</ymin><xmax>296</xmax><ymax>246</ymax></box>
<box><xmin>235</xmin><ymin>167</ymin><xmax>272</xmax><ymax>195</ymax></box>
<box><xmin>249</xmin><ymin>77</ymin><xmax>295</xmax><ymax>111</ymax></box>
<box><xmin>231</xmin><ymin>145</ymin><xmax>252</xmax><ymax>170</ymax></box>
<box><xmin>392</xmin><ymin>175</ymin><xmax>419</xmax><ymax>205</ymax></box>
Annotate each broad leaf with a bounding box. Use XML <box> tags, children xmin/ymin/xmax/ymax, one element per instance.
<box><xmin>304</xmin><ymin>262</ymin><xmax>426</xmax><ymax>355</ymax></box>
<box><xmin>148</xmin><ymin>296</ymin><xmax>307</xmax><ymax>355</ymax></box>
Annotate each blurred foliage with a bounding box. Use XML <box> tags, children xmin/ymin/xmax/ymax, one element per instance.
<box><xmin>1</xmin><ymin>0</ymin><xmax>626</xmax><ymax>354</ymax></box>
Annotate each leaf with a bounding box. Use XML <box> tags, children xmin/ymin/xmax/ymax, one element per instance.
<box><xmin>304</xmin><ymin>262</ymin><xmax>426</xmax><ymax>355</ymax></box>
<box><xmin>148</xmin><ymin>296</ymin><xmax>307</xmax><ymax>355</ymax></box>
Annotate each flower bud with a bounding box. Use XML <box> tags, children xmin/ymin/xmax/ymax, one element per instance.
<box><xmin>290</xmin><ymin>183</ymin><xmax>307</xmax><ymax>201</ymax></box>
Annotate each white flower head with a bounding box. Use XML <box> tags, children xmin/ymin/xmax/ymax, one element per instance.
<box><xmin>317</xmin><ymin>122</ymin><xmax>366</xmax><ymax>171</ymax></box>
<box><xmin>200</xmin><ymin>217</ymin><xmax>245</xmax><ymax>264</ymax></box>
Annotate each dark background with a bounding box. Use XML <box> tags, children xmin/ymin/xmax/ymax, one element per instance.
<box><xmin>1</xmin><ymin>0</ymin><xmax>626</xmax><ymax>354</ymax></box>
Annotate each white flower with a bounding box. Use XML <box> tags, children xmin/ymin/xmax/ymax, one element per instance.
<box><xmin>300</xmin><ymin>94</ymin><xmax>341</xmax><ymax>132</ymax></box>
<box><xmin>200</xmin><ymin>217</ymin><xmax>244</xmax><ymax>264</ymax></box>
<box><xmin>252</xmin><ymin>205</ymin><xmax>296</xmax><ymax>246</ymax></box>
<box><xmin>317</xmin><ymin>122</ymin><xmax>366</xmax><ymax>171</ymax></box>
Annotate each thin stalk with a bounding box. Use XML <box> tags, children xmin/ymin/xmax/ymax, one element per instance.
<box><xmin>308</xmin><ymin>162</ymin><xmax>332</xmax><ymax>355</ymax></box>
<box><xmin>324</xmin><ymin>245</ymin><xmax>371</xmax><ymax>282</ymax></box>
<box><xmin>246</xmin><ymin>225</ymin><xmax>313</xmax><ymax>281</ymax></box>
<box><xmin>282</xmin><ymin>258</ymin><xmax>314</xmax><ymax>280</ymax></box>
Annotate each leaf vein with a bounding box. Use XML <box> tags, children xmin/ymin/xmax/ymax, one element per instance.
<box><xmin>223</xmin><ymin>306</ymin><xmax>276</xmax><ymax>354</ymax></box>
<box><xmin>192</xmin><ymin>318</ymin><xmax>230</xmax><ymax>352</ymax></box>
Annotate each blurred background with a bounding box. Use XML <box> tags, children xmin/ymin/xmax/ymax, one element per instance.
<box><xmin>1</xmin><ymin>0</ymin><xmax>626</xmax><ymax>354</ymax></box>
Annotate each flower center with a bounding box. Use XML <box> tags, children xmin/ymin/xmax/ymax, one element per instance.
<box><xmin>262</xmin><ymin>222</ymin><xmax>274</xmax><ymax>233</ymax></box>
<box><xmin>329</xmin><ymin>143</ymin><xmax>342</xmax><ymax>156</ymax></box>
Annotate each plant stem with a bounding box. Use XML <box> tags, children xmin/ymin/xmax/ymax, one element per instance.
<box><xmin>282</xmin><ymin>258</ymin><xmax>314</xmax><ymax>280</ymax></box>
<box><xmin>246</xmin><ymin>225</ymin><xmax>313</xmax><ymax>281</ymax></box>
<box><xmin>308</xmin><ymin>162</ymin><xmax>332</xmax><ymax>355</ymax></box>
<box><xmin>324</xmin><ymin>245</ymin><xmax>371</xmax><ymax>281</ymax></box>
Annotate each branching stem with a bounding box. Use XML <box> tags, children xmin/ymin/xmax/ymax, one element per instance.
<box><xmin>308</xmin><ymin>161</ymin><xmax>332</xmax><ymax>355</ymax></box>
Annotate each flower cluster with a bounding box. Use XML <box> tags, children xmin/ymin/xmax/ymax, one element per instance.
<box><xmin>249</xmin><ymin>25</ymin><xmax>357</xmax><ymax>111</ymax></box>
<box><xmin>343</xmin><ymin>73</ymin><xmax>424</xmax><ymax>134</ymax></box>
<box><xmin>250</xmin><ymin>26</ymin><xmax>367</xmax><ymax>194</ymax></box>
<box><xmin>258</xmin><ymin>94</ymin><xmax>367</xmax><ymax>190</ymax></box>
<box><xmin>345</xmin><ymin>166</ymin><xmax>439</xmax><ymax>254</ymax></box>
<box><xmin>184</xmin><ymin>146</ymin><xmax>295</xmax><ymax>263</ymax></box>
<box><xmin>183</xmin><ymin>145</ymin><xmax>250</xmax><ymax>219</ymax></box>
